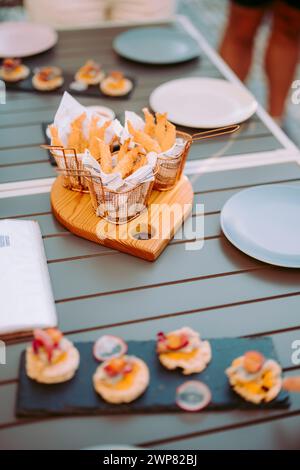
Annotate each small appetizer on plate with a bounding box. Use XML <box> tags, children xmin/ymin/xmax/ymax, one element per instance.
<box><xmin>157</xmin><ymin>327</ymin><xmax>212</xmax><ymax>375</ymax></box>
<box><xmin>32</xmin><ymin>66</ymin><xmax>64</xmax><ymax>91</ymax></box>
<box><xmin>100</xmin><ymin>71</ymin><xmax>133</xmax><ymax>97</ymax></box>
<box><xmin>0</xmin><ymin>58</ymin><xmax>30</xmax><ymax>82</ymax></box>
<box><xmin>226</xmin><ymin>350</ymin><xmax>282</xmax><ymax>404</ymax></box>
<box><xmin>75</xmin><ymin>60</ymin><xmax>104</xmax><ymax>85</ymax></box>
<box><xmin>93</xmin><ymin>355</ymin><xmax>149</xmax><ymax>404</ymax></box>
<box><xmin>26</xmin><ymin>328</ymin><xmax>80</xmax><ymax>384</ymax></box>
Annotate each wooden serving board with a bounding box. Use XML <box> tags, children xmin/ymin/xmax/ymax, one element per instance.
<box><xmin>51</xmin><ymin>175</ymin><xmax>193</xmax><ymax>261</ymax></box>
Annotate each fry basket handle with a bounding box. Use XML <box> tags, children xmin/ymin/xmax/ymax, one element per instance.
<box><xmin>192</xmin><ymin>124</ymin><xmax>240</xmax><ymax>142</ymax></box>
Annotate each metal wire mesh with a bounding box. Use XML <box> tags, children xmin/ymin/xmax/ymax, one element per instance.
<box><xmin>85</xmin><ymin>173</ymin><xmax>155</xmax><ymax>224</ymax></box>
<box><xmin>41</xmin><ymin>145</ymin><xmax>89</xmax><ymax>192</ymax></box>
<box><xmin>153</xmin><ymin>131</ymin><xmax>192</xmax><ymax>191</ymax></box>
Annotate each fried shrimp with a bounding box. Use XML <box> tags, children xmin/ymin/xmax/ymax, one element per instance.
<box><xmin>68</xmin><ymin>112</ymin><xmax>88</xmax><ymax>153</ymax></box>
<box><xmin>49</xmin><ymin>125</ymin><xmax>63</xmax><ymax>147</ymax></box>
<box><xmin>89</xmin><ymin>135</ymin><xmax>101</xmax><ymax>160</ymax></box>
<box><xmin>154</xmin><ymin>112</ymin><xmax>167</xmax><ymax>147</ymax></box>
<box><xmin>96</xmin><ymin>120</ymin><xmax>111</xmax><ymax>141</ymax></box>
<box><xmin>113</xmin><ymin>147</ymin><xmax>141</xmax><ymax>178</ymax></box>
<box><xmin>161</xmin><ymin>121</ymin><xmax>176</xmax><ymax>151</ymax></box>
<box><xmin>88</xmin><ymin>115</ymin><xmax>100</xmax><ymax>142</ymax></box>
<box><xmin>131</xmin><ymin>154</ymin><xmax>148</xmax><ymax>173</ymax></box>
<box><xmin>127</xmin><ymin>121</ymin><xmax>161</xmax><ymax>154</ymax></box>
<box><xmin>118</xmin><ymin>138</ymin><xmax>131</xmax><ymax>162</ymax></box>
<box><xmin>99</xmin><ymin>140</ymin><xmax>113</xmax><ymax>174</ymax></box>
<box><xmin>143</xmin><ymin>108</ymin><xmax>156</xmax><ymax>137</ymax></box>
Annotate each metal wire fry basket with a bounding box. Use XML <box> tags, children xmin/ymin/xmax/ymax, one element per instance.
<box><xmin>41</xmin><ymin>145</ymin><xmax>89</xmax><ymax>192</ymax></box>
<box><xmin>153</xmin><ymin>131</ymin><xmax>192</xmax><ymax>191</ymax></box>
<box><xmin>85</xmin><ymin>172</ymin><xmax>155</xmax><ymax>225</ymax></box>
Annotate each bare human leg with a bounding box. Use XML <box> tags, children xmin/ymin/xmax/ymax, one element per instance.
<box><xmin>219</xmin><ymin>2</ymin><xmax>266</xmax><ymax>81</ymax></box>
<box><xmin>265</xmin><ymin>0</ymin><xmax>300</xmax><ymax>119</ymax></box>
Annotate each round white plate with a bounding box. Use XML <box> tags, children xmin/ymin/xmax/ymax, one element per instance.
<box><xmin>221</xmin><ymin>184</ymin><xmax>300</xmax><ymax>268</ymax></box>
<box><xmin>150</xmin><ymin>78</ymin><xmax>257</xmax><ymax>128</ymax></box>
<box><xmin>0</xmin><ymin>22</ymin><xmax>58</xmax><ymax>58</ymax></box>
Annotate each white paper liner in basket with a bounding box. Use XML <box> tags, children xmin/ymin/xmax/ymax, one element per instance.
<box><xmin>48</xmin><ymin>92</ymin><xmax>119</xmax><ymax>190</ymax></box>
<box><xmin>52</xmin><ymin>92</ymin><xmax>114</xmax><ymax>147</ymax></box>
<box><xmin>82</xmin><ymin>151</ymin><xmax>157</xmax><ymax>224</ymax></box>
<box><xmin>120</xmin><ymin>111</ymin><xmax>189</xmax><ymax>189</ymax></box>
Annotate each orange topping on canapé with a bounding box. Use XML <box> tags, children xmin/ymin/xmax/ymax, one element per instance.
<box><xmin>167</xmin><ymin>334</ymin><xmax>188</xmax><ymax>350</ymax></box>
<box><xmin>157</xmin><ymin>331</ymin><xmax>189</xmax><ymax>353</ymax></box>
<box><xmin>107</xmin><ymin>71</ymin><xmax>126</xmax><ymax>90</ymax></box>
<box><xmin>104</xmin><ymin>357</ymin><xmax>132</xmax><ymax>377</ymax></box>
<box><xmin>244</xmin><ymin>351</ymin><xmax>264</xmax><ymax>373</ymax></box>
<box><xmin>3</xmin><ymin>58</ymin><xmax>21</xmax><ymax>70</ymax></box>
<box><xmin>46</xmin><ymin>328</ymin><xmax>63</xmax><ymax>345</ymax></box>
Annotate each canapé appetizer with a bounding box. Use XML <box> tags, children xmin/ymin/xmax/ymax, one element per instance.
<box><xmin>26</xmin><ymin>328</ymin><xmax>80</xmax><ymax>384</ymax></box>
<box><xmin>157</xmin><ymin>327</ymin><xmax>212</xmax><ymax>375</ymax></box>
<box><xmin>100</xmin><ymin>71</ymin><xmax>133</xmax><ymax>96</ymax></box>
<box><xmin>226</xmin><ymin>350</ymin><xmax>282</xmax><ymax>404</ymax></box>
<box><xmin>0</xmin><ymin>58</ymin><xmax>30</xmax><ymax>82</ymax></box>
<box><xmin>75</xmin><ymin>60</ymin><xmax>104</xmax><ymax>85</ymax></box>
<box><xmin>93</xmin><ymin>355</ymin><xmax>149</xmax><ymax>404</ymax></box>
<box><xmin>32</xmin><ymin>66</ymin><xmax>64</xmax><ymax>91</ymax></box>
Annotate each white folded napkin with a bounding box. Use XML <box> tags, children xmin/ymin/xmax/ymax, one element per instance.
<box><xmin>0</xmin><ymin>219</ymin><xmax>57</xmax><ymax>336</ymax></box>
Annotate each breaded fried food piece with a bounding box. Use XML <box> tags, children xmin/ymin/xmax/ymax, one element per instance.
<box><xmin>67</xmin><ymin>127</ymin><xmax>82</xmax><ymax>153</ymax></box>
<box><xmin>88</xmin><ymin>115</ymin><xmax>100</xmax><ymax>141</ymax></box>
<box><xmin>128</xmin><ymin>121</ymin><xmax>161</xmax><ymax>154</ymax></box>
<box><xmin>96</xmin><ymin>120</ymin><xmax>111</xmax><ymax>141</ymax></box>
<box><xmin>88</xmin><ymin>115</ymin><xmax>111</xmax><ymax>144</ymax></box>
<box><xmin>89</xmin><ymin>135</ymin><xmax>101</xmax><ymax>161</ymax></box>
<box><xmin>118</xmin><ymin>138</ymin><xmax>131</xmax><ymax>162</ymax></box>
<box><xmin>99</xmin><ymin>140</ymin><xmax>112</xmax><ymax>174</ymax></box>
<box><xmin>113</xmin><ymin>147</ymin><xmax>141</xmax><ymax>178</ymax></box>
<box><xmin>143</xmin><ymin>108</ymin><xmax>155</xmax><ymax>137</ymax></box>
<box><xmin>131</xmin><ymin>154</ymin><xmax>148</xmax><ymax>173</ymax></box>
<box><xmin>161</xmin><ymin>121</ymin><xmax>176</xmax><ymax>151</ymax></box>
<box><xmin>72</xmin><ymin>112</ymin><xmax>86</xmax><ymax>129</ymax></box>
<box><xmin>154</xmin><ymin>112</ymin><xmax>167</xmax><ymax>147</ymax></box>
<box><xmin>68</xmin><ymin>112</ymin><xmax>88</xmax><ymax>153</ymax></box>
<box><xmin>49</xmin><ymin>125</ymin><xmax>63</xmax><ymax>147</ymax></box>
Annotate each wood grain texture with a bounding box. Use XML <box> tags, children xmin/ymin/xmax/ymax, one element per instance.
<box><xmin>51</xmin><ymin>175</ymin><xmax>193</xmax><ymax>261</ymax></box>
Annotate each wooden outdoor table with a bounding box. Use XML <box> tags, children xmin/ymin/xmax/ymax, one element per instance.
<box><xmin>0</xmin><ymin>15</ymin><xmax>300</xmax><ymax>450</ymax></box>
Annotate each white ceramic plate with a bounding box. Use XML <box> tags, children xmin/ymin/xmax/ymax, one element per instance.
<box><xmin>0</xmin><ymin>22</ymin><xmax>58</xmax><ymax>58</ymax></box>
<box><xmin>150</xmin><ymin>78</ymin><xmax>257</xmax><ymax>128</ymax></box>
<box><xmin>221</xmin><ymin>184</ymin><xmax>300</xmax><ymax>268</ymax></box>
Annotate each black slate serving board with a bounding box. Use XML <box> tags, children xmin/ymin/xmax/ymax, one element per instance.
<box><xmin>16</xmin><ymin>337</ymin><xmax>290</xmax><ymax>417</ymax></box>
<box><xmin>4</xmin><ymin>71</ymin><xmax>136</xmax><ymax>99</ymax></box>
